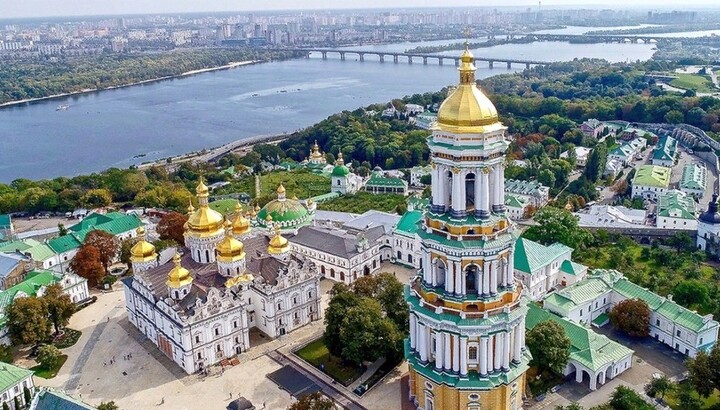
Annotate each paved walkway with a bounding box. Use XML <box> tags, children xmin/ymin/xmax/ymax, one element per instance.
<box><xmin>349</xmin><ymin>358</ymin><xmax>386</xmax><ymax>391</ymax></box>
<box><xmin>64</xmin><ymin>320</ymin><xmax>108</xmax><ymax>391</ymax></box>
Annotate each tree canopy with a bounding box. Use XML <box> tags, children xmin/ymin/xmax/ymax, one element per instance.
<box><xmin>523</xmin><ymin>207</ymin><xmax>591</xmax><ymax>250</ymax></box>
<box><xmin>526</xmin><ymin>321</ymin><xmax>571</xmax><ymax>374</ymax></box>
<box><xmin>609</xmin><ymin>299</ymin><xmax>650</xmax><ymax>338</ymax></box>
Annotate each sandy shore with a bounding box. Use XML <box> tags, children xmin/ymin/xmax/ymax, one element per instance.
<box><xmin>0</xmin><ymin>60</ymin><xmax>259</xmax><ymax>108</ymax></box>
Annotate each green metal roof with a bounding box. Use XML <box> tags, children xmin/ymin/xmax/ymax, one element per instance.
<box><xmin>48</xmin><ymin>213</ymin><xmax>142</xmax><ymax>254</ymax></box>
<box><xmin>331</xmin><ymin>164</ymin><xmax>350</xmax><ymax>177</ymax></box>
<box><xmin>0</xmin><ymin>240</ymin><xmax>37</xmax><ymax>254</ymax></box>
<box><xmin>633</xmin><ymin>165</ymin><xmax>671</xmax><ymax>188</ymax></box>
<box><xmin>366</xmin><ymin>173</ymin><xmax>406</xmax><ymax>188</ymax></box>
<box><xmin>652</xmin><ymin>136</ymin><xmax>678</xmax><ymax>162</ymax></box>
<box><xmin>0</xmin><ymin>363</ymin><xmax>33</xmax><ymax>393</ymax></box>
<box><xmin>560</xmin><ymin>260</ymin><xmax>586</xmax><ymax>276</ymax></box>
<box><xmin>24</xmin><ymin>243</ymin><xmax>56</xmax><ymax>262</ymax></box>
<box><xmin>395</xmin><ymin>210</ymin><xmax>423</xmax><ymax>236</ymax></box>
<box><xmin>0</xmin><ymin>270</ymin><xmax>61</xmax><ymax>327</ymax></box>
<box><xmin>657</xmin><ymin>190</ymin><xmax>696</xmax><ymax>220</ymax></box>
<box><xmin>0</xmin><ymin>215</ymin><xmax>11</xmax><ymax>230</ymax></box>
<box><xmin>526</xmin><ymin>304</ymin><xmax>633</xmax><ymax>372</ymax></box>
<box><xmin>514</xmin><ymin>238</ymin><xmax>572</xmax><ymax>274</ymax></box>
<box><xmin>310</xmin><ymin>192</ymin><xmax>340</xmax><ymax>203</ymax></box>
<box><xmin>680</xmin><ymin>163</ymin><xmax>707</xmax><ymax>192</ymax></box>
<box><xmin>592</xmin><ymin>313</ymin><xmax>610</xmax><ymax>327</ymax></box>
<box><xmin>32</xmin><ymin>388</ymin><xmax>95</xmax><ymax>410</ymax></box>
<box><xmin>504</xmin><ymin>194</ymin><xmax>526</xmax><ymax>209</ymax></box>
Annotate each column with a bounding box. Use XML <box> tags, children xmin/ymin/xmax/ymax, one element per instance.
<box><xmin>419</xmin><ymin>324</ymin><xmax>428</xmax><ymax>362</ymax></box>
<box><xmin>493</xmin><ymin>333</ymin><xmax>502</xmax><ymax>372</ymax></box>
<box><xmin>482</xmin><ymin>262</ymin><xmax>490</xmax><ymax>295</ymax></box>
<box><xmin>490</xmin><ymin>260</ymin><xmax>498</xmax><ymax>295</ymax></box>
<box><xmin>487</xmin><ymin>335</ymin><xmax>494</xmax><ymax>373</ymax></box>
<box><xmin>493</xmin><ymin>165</ymin><xmax>503</xmax><ymax>211</ymax></box>
<box><xmin>435</xmin><ymin>332</ymin><xmax>443</xmax><ymax>370</ymax></box>
<box><xmin>499</xmin><ymin>258</ymin><xmax>507</xmax><ymax>288</ymax></box>
<box><xmin>452</xmin><ymin>335</ymin><xmax>460</xmax><ymax>373</ymax></box>
<box><xmin>445</xmin><ymin>262</ymin><xmax>454</xmax><ymax>294</ymax></box>
<box><xmin>431</xmin><ymin>165</ymin><xmax>442</xmax><ymax>211</ymax></box>
<box><xmin>503</xmin><ymin>330</ymin><xmax>511</xmax><ymax>370</ymax></box>
<box><xmin>497</xmin><ymin>164</ymin><xmax>506</xmax><ymax>212</ymax></box>
<box><xmin>590</xmin><ymin>374</ymin><xmax>597</xmax><ymax>391</ymax></box>
<box><xmin>431</xmin><ymin>262</ymin><xmax>437</xmax><ymax>287</ymax></box>
<box><xmin>458</xmin><ymin>171</ymin><xmax>466</xmax><ymax>216</ymax></box>
<box><xmin>423</xmin><ymin>255</ymin><xmax>431</xmax><ymax>284</ymax></box>
<box><xmin>444</xmin><ymin>333</ymin><xmax>452</xmax><ymax>371</ymax></box>
<box><xmin>461</xmin><ymin>264</ymin><xmax>467</xmax><ymax>295</ymax></box>
<box><xmin>479</xmin><ymin>337</ymin><xmax>488</xmax><ymax>376</ymax></box>
<box><xmin>460</xmin><ymin>337</ymin><xmax>468</xmax><ymax>376</ymax></box>
<box><xmin>410</xmin><ymin>315</ymin><xmax>417</xmax><ymax>351</ymax></box>
<box><xmin>507</xmin><ymin>251</ymin><xmax>515</xmax><ymax>288</ymax></box>
<box><xmin>474</xmin><ymin>170</ymin><xmax>482</xmax><ymax>216</ymax></box>
<box><xmin>599</xmin><ymin>371</ymin><xmax>606</xmax><ymax>385</ymax></box>
<box><xmin>454</xmin><ymin>261</ymin><xmax>462</xmax><ymax>296</ymax></box>
<box><xmin>451</xmin><ymin>171</ymin><xmax>462</xmax><ymax>217</ymax></box>
<box><xmin>479</xmin><ymin>170</ymin><xmax>490</xmax><ymax>218</ymax></box>
<box><xmin>575</xmin><ymin>369</ymin><xmax>583</xmax><ymax>383</ymax></box>
<box><xmin>513</xmin><ymin>324</ymin><xmax>522</xmax><ymax>363</ymax></box>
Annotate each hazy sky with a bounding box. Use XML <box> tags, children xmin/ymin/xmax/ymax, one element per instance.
<box><xmin>3</xmin><ymin>0</ymin><xmax>718</xmax><ymax>19</ymax></box>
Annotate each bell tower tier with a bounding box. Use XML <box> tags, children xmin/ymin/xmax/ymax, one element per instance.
<box><xmin>405</xmin><ymin>43</ymin><xmax>530</xmax><ymax>410</ymax></box>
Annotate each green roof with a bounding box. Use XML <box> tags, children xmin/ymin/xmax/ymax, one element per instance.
<box><xmin>395</xmin><ymin>210</ymin><xmax>423</xmax><ymax>236</ymax></box>
<box><xmin>657</xmin><ymin>190</ymin><xmax>696</xmax><ymax>220</ymax></box>
<box><xmin>366</xmin><ymin>174</ymin><xmax>406</xmax><ymax>188</ymax></box>
<box><xmin>560</xmin><ymin>260</ymin><xmax>587</xmax><ymax>276</ymax></box>
<box><xmin>633</xmin><ymin>165</ymin><xmax>671</xmax><ymax>188</ymax></box>
<box><xmin>0</xmin><ymin>363</ymin><xmax>33</xmax><ymax>393</ymax></box>
<box><xmin>310</xmin><ymin>192</ymin><xmax>340</xmax><ymax>203</ymax></box>
<box><xmin>0</xmin><ymin>270</ymin><xmax>61</xmax><ymax>327</ymax></box>
<box><xmin>504</xmin><ymin>194</ymin><xmax>527</xmax><ymax>209</ymax></box>
<box><xmin>32</xmin><ymin>388</ymin><xmax>95</xmax><ymax>410</ymax></box>
<box><xmin>256</xmin><ymin>197</ymin><xmax>311</xmax><ymax>228</ymax></box>
<box><xmin>48</xmin><ymin>212</ymin><xmax>142</xmax><ymax>254</ymax></box>
<box><xmin>514</xmin><ymin>238</ymin><xmax>572</xmax><ymax>274</ymax></box>
<box><xmin>526</xmin><ymin>304</ymin><xmax>633</xmax><ymax>372</ymax></box>
<box><xmin>0</xmin><ymin>215</ymin><xmax>11</xmax><ymax>230</ymax></box>
<box><xmin>24</xmin><ymin>243</ymin><xmax>56</xmax><ymax>262</ymax></box>
<box><xmin>592</xmin><ymin>313</ymin><xmax>610</xmax><ymax>327</ymax></box>
<box><xmin>0</xmin><ymin>239</ymin><xmax>39</xmax><ymax>254</ymax></box>
<box><xmin>331</xmin><ymin>164</ymin><xmax>350</xmax><ymax>177</ymax></box>
<box><xmin>652</xmin><ymin>136</ymin><xmax>678</xmax><ymax>162</ymax></box>
<box><xmin>680</xmin><ymin>163</ymin><xmax>707</xmax><ymax>192</ymax></box>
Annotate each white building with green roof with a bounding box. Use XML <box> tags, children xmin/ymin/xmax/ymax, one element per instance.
<box><xmin>364</xmin><ymin>171</ymin><xmax>408</xmax><ymax>196</ymax></box>
<box><xmin>504</xmin><ymin>179</ymin><xmax>549</xmax><ymax>207</ymax></box>
<box><xmin>656</xmin><ymin>190</ymin><xmax>697</xmax><ymax>230</ymax></box>
<box><xmin>514</xmin><ymin>238</ymin><xmax>587</xmax><ymax>300</ymax></box>
<box><xmin>392</xmin><ymin>210</ymin><xmax>424</xmax><ymax>268</ymax></box>
<box><xmin>631</xmin><ymin>165</ymin><xmax>672</xmax><ymax>200</ymax></box>
<box><xmin>651</xmin><ymin>135</ymin><xmax>678</xmax><ymax>167</ymax></box>
<box><xmin>504</xmin><ymin>194</ymin><xmax>530</xmax><ymax>220</ymax></box>
<box><xmin>680</xmin><ymin>162</ymin><xmax>707</xmax><ymax>198</ymax></box>
<box><xmin>0</xmin><ymin>363</ymin><xmax>34</xmax><ymax>409</ymax></box>
<box><xmin>526</xmin><ymin>304</ymin><xmax>633</xmax><ymax>391</ymax></box>
<box><xmin>544</xmin><ymin>269</ymin><xmax>719</xmax><ymax>358</ymax></box>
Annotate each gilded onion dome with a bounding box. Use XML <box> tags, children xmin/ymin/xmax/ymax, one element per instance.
<box><xmin>130</xmin><ymin>226</ymin><xmax>156</xmax><ymax>263</ymax></box>
<box><xmin>232</xmin><ymin>202</ymin><xmax>251</xmax><ymax>235</ymax></box>
<box><xmin>166</xmin><ymin>253</ymin><xmax>192</xmax><ymax>288</ymax></box>
<box><xmin>268</xmin><ymin>224</ymin><xmax>290</xmax><ymax>255</ymax></box>
<box><xmin>309</xmin><ymin>140</ymin><xmax>323</xmax><ymax>160</ymax></box>
<box><xmin>216</xmin><ymin>220</ymin><xmax>245</xmax><ymax>263</ymax></box>
<box><xmin>435</xmin><ymin>44</ymin><xmax>502</xmax><ymax>134</ymax></box>
<box><xmin>186</xmin><ymin>178</ymin><xmax>225</xmax><ymax>237</ymax></box>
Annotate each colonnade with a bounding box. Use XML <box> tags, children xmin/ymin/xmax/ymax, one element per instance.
<box><xmin>420</xmin><ymin>252</ymin><xmax>515</xmax><ymax>297</ymax></box>
<box><xmin>430</xmin><ymin>163</ymin><xmax>506</xmax><ymax>218</ymax></box>
<box><xmin>409</xmin><ymin>314</ymin><xmax>524</xmax><ymax>377</ymax></box>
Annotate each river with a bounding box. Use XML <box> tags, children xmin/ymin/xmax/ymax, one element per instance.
<box><xmin>0</xmin><ymin>38</ymin><xmax>656</xmax><ymax>182</ymax></box>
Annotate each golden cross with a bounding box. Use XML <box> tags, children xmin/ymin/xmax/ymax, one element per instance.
<box><xmin>463</xmin><ymin>27</ymin><xmax>472</xmax><ymax>44</ymax></box>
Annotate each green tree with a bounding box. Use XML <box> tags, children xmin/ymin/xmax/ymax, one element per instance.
<box><xmin>609</xmin><ymin>386</ymin><xmax>653</xmax><ymax>410</ymax></box>
<box><xmin>6</xmin><ymin>297</ymin><xmax>50</xmax><ymax>347</ymax></box>
<box><xmin>523</xmin><ymin>207</ymin><xmax>590</xmax><ymax>249</ymax></box>
<box><xmin>644</xmin><ymin>375</ymin><xmax>674</xmax><ymax>400</ymax></box>
<box><xmin>36</xmin><ymin>345</ymin><xmax>61</xmax><ymax>370</ymax></box>
<box><xmin>664</xmin><ymin>110</ymin><xmax>685</xmax><ymax>124</ymax></box>
<box><xmin>97</xmin><ymin>402</ymin><xmax>119</xmax><ymax>410</ymax></box>
<box><xmin>338</xmin><ymin>298</ymin><xmax>402</xmax><ymax>366</ymax></box>
<box><xmin>676</xmin><ymin>382</ymin><xmax>702</xmax><ymax>410</ymax></box>
<box><xmin>584</xmin><ymin>143</ymin><xmax>607</xmax><ymax>183</ymax></box>
<box><xmin>81</xmin><ymin>188</ymin><xmax>113</xmax><ymax>207</ymax></box>
<box><xmin>23</xmin><ymin>386</ymin><xmax>31</xmax><ymax>406</ymax></box>
<box><xmin>289</xmin><ymin>392</ymin><xmax>335</xmax><ymax>410</ymax></box>
<box><xmin>42</xmin><ymin>283</ymin><xmax>75</xmax><ymax>334</ymax></box>
<box><xmin>555</xmin><ymin>404</ymin><xmax>583</xmax><ymax>410</ymax></box>
<box><xmin>526</xmin><ymin>321</ymin><xmax>571</xmax><ymax>374</ymax></box>
<box><xmin>609</xmin><ymin>299</ymin><xmax>650</xmax><ymax>337</ymax></box>
<box><xmin>352</xmin><ymin>272</ymin><xmax>409</xmax><ymax>332</ymax></box>
<box><xmin>673</xmin><ymin>280</ymin><xmax>710</xmax><ymax>308</ymax></box>
<box><xmin>687</xmin><ymin>349</ymin><xmax>716</xmax><ymax>397</ymax></box>
<box><xmin>2</xmin><ymin>401</ymin><xmax>8</xmax><ymax>410</ymax></box>
<box><xmin>12</xmin><ymin>397</ymin><xmax>18</xmax><ymax>410</ymax></box>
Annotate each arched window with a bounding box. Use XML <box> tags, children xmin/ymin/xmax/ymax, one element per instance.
<box><xmin>434</xmin><ymin>259</ymin><xmax>446</xmax><ymax>287</ymax></box>
<box><xmin>465</xmin><ymin>265</ymin><xmax>479</xmax><ymax>294</ymax></box>
<box><xmin>465</xmin><ymin>173</ymin><xmax>476</xmax><ymax>209</ymax></box>
<box><xmin>205</xmin><ymin>249</ymin><xmax>210</xmax><ymax>262</ymax></box>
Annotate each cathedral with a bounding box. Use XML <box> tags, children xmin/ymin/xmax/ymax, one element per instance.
<box><xmin>122</xmin><ymin>180</ymin><xmax>322</xmax><ymax>374</ymax></box>
<box><xmin>405</xmin><ymin>45</ymin><xmax>530</xmax><ymax>409</ymax></box>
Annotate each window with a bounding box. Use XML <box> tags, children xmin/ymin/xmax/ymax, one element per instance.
<box><xmin>469</xmin><ymin>346</ymin><xmax>478</xmax><ymax>360</ymax></box>
<box><xmin>233</xmin><ymin>321</ymin><xmax>238</xmax><ymax>329</ymax></box>
<box><xmin>700</xmin><ymin>338</ymin><xmax>704</xmax><ymax>345</ymax></box>
<box><xmin>195</xmin><ymin>335</ymin><xmax>201</xmax><ymax>343</ymax></box>
<box><xmin>197</xmin><ymin>353</ymin><xmax>202</xmax><ymax>360</ymax></box>
<box><xmin>215</xmin><ymin>328</ymin><xmax>220</xmax><ymax>336</ymax></box>
<box><xmin>656</xmin><ymin>319</ymin><xmax>660</xmax><ymax>326</ymax></box>
<box><xmin>677</xmin><ymin>330</ymin><xmax>681</xmax><ymax>337</ymax></box>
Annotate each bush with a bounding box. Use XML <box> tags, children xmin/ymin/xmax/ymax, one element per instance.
<box><xmin>36</xmin><ymin>345</ymin><xmax>61</xmax><ymax>370</ymax></box>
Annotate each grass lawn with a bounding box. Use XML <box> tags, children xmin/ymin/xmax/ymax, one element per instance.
<box><xmin>670</xmin><ymin>73</ymin><xmax>717</xmax><ymax>94</ymax></box>
<box><xmin>295</xmin><ymin>337</ymin><xmax>364</xmax><ymax>386</ymax></box>
<box><xmin>52</xmin><ymin>328</ymin><xmax>82</xmax><ymax>349</ymax></box>
<box><xmin>30</xmin><ymin>354</ymin><xmax>68</xmax><ymax>379</ymax></box>
<box><xmin>665</xmin><ymin>382</ymin><xmax>720</xmax><ymax>409</ymax></box>
<box><xmin>318</xmin><ymin>191</ymin><xmax>406</xmax><ymax>214</ymax></box>
<box><xmin>216</xmin><ymin>170</ymin><xmax>330</xmax><ymax>203</ymax></box>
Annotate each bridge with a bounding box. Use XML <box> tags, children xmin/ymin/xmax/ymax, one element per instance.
<box><xmin>296</xmin><ymin>48</ymin><xmax>550</xmax><ymax>69</ymax></box>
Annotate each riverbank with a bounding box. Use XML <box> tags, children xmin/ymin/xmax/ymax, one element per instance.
<box><xmin>0</xmin><ymin>60</ymin><xmax>259</xmax><ymax>108</ymax></box>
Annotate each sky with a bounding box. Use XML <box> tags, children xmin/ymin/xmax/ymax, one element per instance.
<box><xmin>2</xmin><ymin>0</ymin><xmax>718</xmax><ymax>19</ymax></box>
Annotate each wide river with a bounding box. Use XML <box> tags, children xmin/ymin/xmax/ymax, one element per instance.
<box><xmin>0</xmin><ymin>38</ymin><xmax>656</xmax><ymax>182</ymax></box>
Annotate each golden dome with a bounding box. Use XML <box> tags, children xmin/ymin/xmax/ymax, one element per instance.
<box><xmin>217</xmin><ymin>221</ymin><xmax>245</xmax><ymax>262</ymax></box>
<box><xmin>187</xmin><ymin>201</ymin><xmax>195</xmax><ymax>215</ymax></box>
<box><xmin>268</xmin><ymin>224</ymin><xmax>290</xmax><ymax>255</ymax></box>
<box><xmin>225</xmin><ymin>273</ymin><xmax>254</xmax><ymax>288</ymax></box>
<box><xmin>232</xmin><ymin>202</ymin><xmax>251</xmax><ymax>235</ymax></box>
<box><xmin>277</xmin><ymin>184</ymin><xmax>286</xmax><ymax>194</ymax></box>
<box><xmin>130</xmin><ymin>226</ymin><xmax>156</xmax><ymax>263</ymax></box>
<box><xmin>196</xmin><ymin>178</ymin><xmax>209</xmax><ymax>197</ymax></box>
<box><xmin>186</xmin><ymin>178</ymin><xmax>225</xmax><ymax>237</ymax></box>
<box><xmin>435</xmin><ymin>46</ymin><xmax>502</xmax><ymax>134</ymax></box>
<box><xmin>167</xmin><ymin>253</ymin><xmax>192</xmax><ymax>288</ymax></box>
<box><xmin>310</xmin><ymin>140</ymin><xmax>323</xmax><ymax>159</ymax></box>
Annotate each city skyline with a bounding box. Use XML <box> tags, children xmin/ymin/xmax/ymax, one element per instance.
<box><xmin>4</xmin><ymin>0</ymin><xmax>720</xmax><ymax>19</ymax></box>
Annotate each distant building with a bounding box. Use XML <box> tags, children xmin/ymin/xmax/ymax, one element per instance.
<box><xmin>504</xmin><ymin>179</ymin><xmax>549</xmax><ymax>207</ymax></box>
<box><xmin>656</xmin><ymin>190</ymin><xmax>697</xmax><ymax>230</ymax></box>
<box><xmin>504</xmin><ymin>194</ymin><xmax>530</xmax><ymax>220</ymax></box>
<box><xmin>544</xmin><ymin>269</ymin><xmax>719</xmax><ymax>358</ymax></box>
<box><xmin>330</xmin><ymin>153</ymin><xmax>362</xmax><ymax>195</ymax></box>
<box><xmin>631</xmin><ymin>165</ymin><xmax>672</xmax><ymax>200</ymax></box>
<box><xmin>560</xmin><ymin>146</ymin><xmax>592</xmax><ymax>167</ymax></box>
<box><xmin>29</xmin><ymin>388</ymin><xmax>95</xmax><ymax>410</ymax></box>
<box><xmin>405</xmin><ymin>104</ymin><xmax>424</xmax><ymax>115</ymax></box>
<box><xmin>580</xmin><ymin>119</ymin><xmax>604</xmax><ymax>138</ymax></box>
<box><xmin>0</xmin><ymin>214</ymin><xmax>14</xmax><ymax>241</ymax></box>
<box><xmin>575</xmin><ymin>205</ymin><xmax>646</xmax><ymax>229</ymax></box>
<box><xmin>364</xmin><ymin>171</ymin><xmax>408</xmax><ymax>196</ymax></box>
<box><xmin>392</xmin><ymin>210</ymin><xmax>423</xmax><ymax>268</ymax></box>
<box><xmin>411</xmin><ymin>112</ymin><xmax>437</xmax><ymax>130</ymax></box>
<box><xmin>680</xmin><ymin>163</ymin><xmax>707</xmax><ymax>198</ymax></box>
<box><xmin>651</xmin><ymin>135</ymin><xmax>678</xmax><ymax>167</ymax></box>
<box><xmin>513</xmin><ymin>238</ymin><xmax>586</xmax><ymax>300</ymax></box>
<box><xmin>0</xmin><ymin>239</ymin><xmax>58</xmax><ymax>271</ymax></box>
<box><xmin>409</xmin><ymin>165</ymin><xmax>431</xmax><ymax>187</ymax></box>
<box><xmin>698</xmin><ymin>195</ymin><xmax>720</xmax><ymax>256</ymax></box>
<box><xmin>0</xmin><ymin>363</ymin><xmax>34</xmax><ymax>409</ymax></box>
<box><xmin>603</xmin><ymin>158</ymin><xmax>623</xmax><ymax>179</ymax></box>
<box><xmin>0</xmin><ymin>253</ymin><xmax>33</xmax><ymax>291</ymax></box>
<box><xmin>526</xmin><ymin>304</ymin><xmax>633</xmax><ymax>391</ymax></box>
<box><xmin>607</xmin><ymin>137</ymin><xmax>646</xmax><ymax>166</ymax></box>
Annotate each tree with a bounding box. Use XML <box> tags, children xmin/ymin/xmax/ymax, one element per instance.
<box><xmin>84</xmin><ymin>230</ymin><xmax>119</xmax><ymax>274</ymax></box>
<box><xmin>42</xmin><ymin>283</ymin><xmax>75</xmax><ymax>334</ymax></box>
<box><xmin>523</xmin><ymin>207</ymin><xmax>590</xmax><ymax>249</ymax></box>
<box><xmin>36</xmin><ymin>345</ymin><xmax>61</xmax><ymax>370</ymax></box>
<box><xmin>157</xmin><ymin>212</ymin><xmax>188</xmax><ymax>245</ymax></box>
<box><xmin>6</xmin><ymin>297</ymin><xmax>50</xmax><ymax>347</ymax></box>
<box><xmin>609</xmin><ymin>386</ymin><xmax>653</xmax><ymax>410</ymax></box>
<box><xmin>57</xmin><ymin>223</ymin><xmax>68</xmax><ymax>236</ymax></box>
<box><xmin>673</xmin><ymin>280</ymin><xmax>710</xmax><ymax>308</ymax></box>
<box><xmin>12</xmin><ymin>397</ymin><xmax>18</xmax><ymax>410</ymax></box>
<box><xmin>289</xmin><ymin>392</ymin><xmax>335</xmax><ymax>410</ymax></box>
<box><xmin>339</xmin><ymin>298</ymin><xmax>402</xmax><ymax>366</ymax></box>
<box><xmin>97</xmin><ymin>402</ymin><xmax>119</xmax><ymax>410</ymax></box>
<box><xmin>609</xmin><ymin>299</ymin><xmax>650</xmax><ymax>338</ymax></box>
<box><xmin>23</xmin><ymin>386</ymin><xmax>31</xmax><ymax>407</ymax></box>
<box><xmin>664</xmin><ymin>110</ymin><xmax>685</xmax><ymax>124</ymax></box>
<box><xmin>69</xmin><ymin>244</ymin><xmax>105</xmax><ymax>287</ymax></box>
<box><xmin>324</xmin><ymin>284</ymin><xmax>359</xmax><ymax>358</ymax></box>
<box><xmin>687</xmin><ymin>349</ymin><xmax>716</xmax><ymax>397</ymax></box>
<box><xmin>352</xmin><ymin>272</ymin><xmax>409</xmax><ymax>332</ymax></box>
<box><xmin>645</xmin><ymin>375</ymin><xmax>674</xmax><ymax>400</ymax></box>
<box><xmin>81</xmin><ymin>188</ymin><xmax>112</xmax><ymax>207</ymax></box>
<box><xmin>584</xmin><ymin>143</ymin><xmax>607</xmax><ymax>183</ymax></box>
<box><xmin>676</xmin><ymin>382</ymin><xmax>702</xmax><ymax>410</ymax></box>
<box><xmin>526</xmin><ymin>321</ymin><xmax>571</xmax><ymax>374</ymax></box>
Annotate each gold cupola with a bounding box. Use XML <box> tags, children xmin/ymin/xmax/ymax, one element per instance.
<box><xmin>232</xmin><ymin>202</ymin><xmax>251</xmax><ymax>236</ymax></box>
<box><xmin>435</xmin><ymin>43</ymin><xmax>502</xmax><ymax>134</ymax></box>
<box><xmin>130</xmin><ymin>226</ymin><xmax>156</xmax><ymax>263</ymax></box>
<box><xmin>268</xmin><ymin>224</ymin><xmax>290</xmax><ymax>255</ymax></box>
<box><xmin>216</xmin><ymin>220</ymin><xmax>245</xmax><ymax>263</ymax></box>
<box><xmin>185</xmin><ymin>178</ymin><xmax>225</xmax><ymax>237</ymax></box>
<box><xmin>309</xmin><ymin>140</ymin><xmax>323</xmax><ymax>160</ymax></box>
<box><xmin>166</xmin><ymin>253</ymin><xmax>192</xmax><ymax>288</ymax></box>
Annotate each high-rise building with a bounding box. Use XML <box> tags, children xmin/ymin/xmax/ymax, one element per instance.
<box><xmin>405</xmin><ymin>45</ymin><xmax>530</xmax><ymax>410</ymax></box>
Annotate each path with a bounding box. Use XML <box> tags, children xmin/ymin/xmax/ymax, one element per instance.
<box><xmin>64</xmin><ymin>320</ymin><xmax>108</xmax><ymax>391</ymax></box>
<box><xmin>349</xmin><ymin>358</ymin><xmax>386</xmax><ymax>391</ymax></box>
